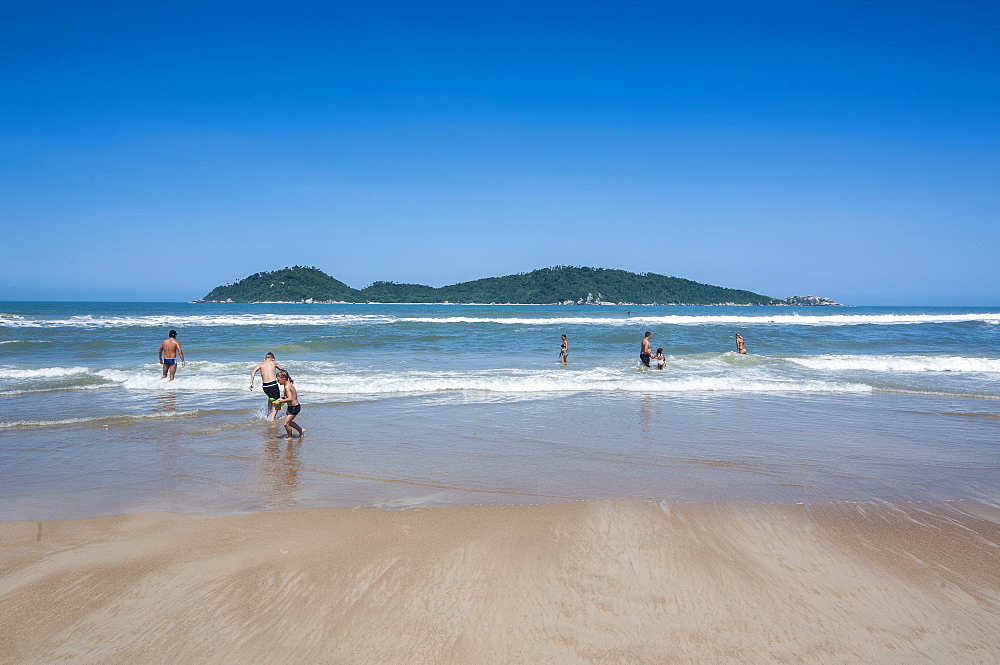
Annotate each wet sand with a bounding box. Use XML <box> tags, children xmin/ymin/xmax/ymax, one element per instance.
<box><xmin>2</xmin><ymin>500</ymin><xmax>999</xmax><ymax>664</ymax></box>
<box><xmin>6</xmin><ymin>392</ymin><xmax>1000</xmax><ymax>521</ymax></box>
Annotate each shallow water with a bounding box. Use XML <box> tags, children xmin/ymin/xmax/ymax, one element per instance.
<box><xmin>1</xmin><ymin>302</ymin><xmax>998</xmax><ymax>519</ymax></box>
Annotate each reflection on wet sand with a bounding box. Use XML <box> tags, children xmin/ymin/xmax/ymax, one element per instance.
<box><xmin>154</xmin><ymin>393</ymin><xmax>176</xmax><ymax>412</ymax></box>
<box><xmin>150</xmin><ymin>392</ymin><xmax>184</xmax><ymax>491</ymax></box>
<box><xmin>638</xmin><ymin>394</ymin><xmax>658</xmax><ymax>438</ymax></box>
<box><xmin>260</xmin><ymin>425</ymin><xmax>302</xmax><ymax>509</ymax></box>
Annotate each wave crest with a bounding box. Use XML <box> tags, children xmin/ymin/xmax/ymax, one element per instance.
<box><xmin>3</xmin><ymin>312</ymin><xmax>999</xmax><ymax>329</ymax></box>
<box><xmin>790</xmin><ymin>355</ymin><xmax>1000</xmax><ymax>373</ymax></box>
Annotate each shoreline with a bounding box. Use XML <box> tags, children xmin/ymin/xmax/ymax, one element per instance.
<box><xmin>3</xmin><ymin>499</ymin><xmax>998</xmax><ymax>664</ymax></box>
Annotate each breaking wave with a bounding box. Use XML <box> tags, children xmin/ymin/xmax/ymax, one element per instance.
<box><xmin>789</xmin><ymin>355</ymin><xmax>1000</xmax><ymax>374</ymax></box>
<box><xmin>2</xmin><ymin>362</ymin><xmax>873</xmax><ymax>397</ymax></box>
<box><xmin>3</xmin><ymin>312</ymin><xmax>999</xmax><ymax>329</ymax></box>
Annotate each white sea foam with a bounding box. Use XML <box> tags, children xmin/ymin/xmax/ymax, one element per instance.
<box><xmin>3</xmin><ymin>366</ymin><xmax>93</xmax><ymax>379</ymax></box>
<box><xmin>0</xmin><ymin>355</ymin><xmax>918</xmax><ymax>397</ymax></box>
<box><xmin>0</xmin><ymin>313</ymin><xmax>397</xmax><ymax>328</ymax></box>
<box><xmin>19</xmin><ymin>354</ymin><xmax>1000</xmax><ymax>398</ymax></box>
<box><xmin>0</xmin><ymin>410</ymin><xmax>196</xmax><ymax>429</ymax></box>
<box><xmin>2</xmin><ymin>361</ymin><xmax>328</xmax><ymax>393</ymax></box>
<box><xmin>98</xmin><ymin>369</ymin><xmax>248</xmax><ymax>392</ymax></box>
<box><xmin>399</xmin><ymin>313</ymin><xmax>1000</xmax><ymax>326</ymax></box>
<box><xmin>300</xmin><ymin>369</ymin><xmax>871</xmax><ymax>396</ymax></box>
<box><xmin>8</xmin><ymin>363</ymin><xmax>871</xmax><ymax>396</ymax></box>
<box><xmin>790</xmin><ymin>355</ymin><xmax>1000</xmax><ymax>374</ymax></box>
<box><xmin>0</xmin><ymin>385</ymin><xmax>117</xmax><ymax>396</ymax></box>
<box><xmin>3</xmin><ymin>312</ymin><xmax>999</xmax><ymax>329</ymax></box>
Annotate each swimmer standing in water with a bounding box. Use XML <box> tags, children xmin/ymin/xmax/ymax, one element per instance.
<box><xmin>639</xmin><ymin>331</ymin><xmax>653</xmax><ymax>367</ymax></box>
<box><xmin>735</xmin><ymin>333</ymin><xmax>747</xmax><ymax>354</ymax></box>
<box><xmin>158</xmin><ymin>330</ymin><xmax>185</xmax><ymax>381</ymax></box>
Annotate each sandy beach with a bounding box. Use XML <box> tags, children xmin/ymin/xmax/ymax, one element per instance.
<box><xmin>2</xmin><ymin>500</ymin><xmax>998</xmax><ymax>664</ymax></box>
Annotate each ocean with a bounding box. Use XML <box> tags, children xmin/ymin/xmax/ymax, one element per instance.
<box><xmin>1</xmin><ymin>302</ymin><xmax>998</xmax><ymax>520</ymax></box>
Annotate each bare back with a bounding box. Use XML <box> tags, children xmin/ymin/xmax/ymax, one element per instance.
<box><xmin>259</xmin><ymin>359</ymin><xmax>280</xmax><ymax>383</ymax></box>
<box><xmin>250</xmin><ymin>358</ymin><xmax>283</xmax><ymax>387</ymax></box>
<box><xmin>159</xmin><ymin>338</ymin><xmax>181</xmax><ymax>359</ymax></box>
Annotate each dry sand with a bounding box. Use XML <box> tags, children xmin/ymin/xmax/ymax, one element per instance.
<box><xmin>1</xmin><ymin>500</ymin><xmax>998</xmax><ymax>664</ymax></box>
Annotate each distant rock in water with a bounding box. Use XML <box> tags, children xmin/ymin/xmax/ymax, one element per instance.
<box><xmin>782</xmin><ymin>295</ymin><xmax>843</xmax><ymax>306</ymax></box>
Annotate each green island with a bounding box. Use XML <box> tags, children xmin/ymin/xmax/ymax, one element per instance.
<box><xmin>198</xmin><ymin>266</ymin><xmax>837</xmax><ymax>306</ymax></box>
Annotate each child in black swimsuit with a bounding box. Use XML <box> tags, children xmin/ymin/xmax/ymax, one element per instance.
<box><xmin>274</xmin><ymin>369</ymin><xmax>305</xmax><ymax>438</ymax></box>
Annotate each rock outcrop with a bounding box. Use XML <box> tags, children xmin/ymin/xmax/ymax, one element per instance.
<box><xmin>782</xmin><ymin>295</ymin><xmax>843</xmax><ymax>306</ymax></box>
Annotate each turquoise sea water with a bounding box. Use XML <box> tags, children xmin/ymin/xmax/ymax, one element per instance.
<box><xmin>1</xmin><ymin>302</ymin><xmax>998</xmax><ymax>519</ymax></box>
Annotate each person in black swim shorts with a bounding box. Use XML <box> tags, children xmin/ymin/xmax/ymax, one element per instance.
<box><xmin>639</xmin><ymin>331</ymin><xmax>653</xmax><ymax>367</ymax></box>
<box><xmin>273</xmin><ymin>369</ymin><xmax>305</xmax><ymax>438</ymax></box>
<box><xmin>249</xmin><ymin>352</ymin><xmax>284</xmax><ymax>421</ymax></box>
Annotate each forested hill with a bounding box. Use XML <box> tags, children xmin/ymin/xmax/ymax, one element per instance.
<box><xmin>201</xmin><ymin>266</ymin><xmax>781</xmax><ymax>305</ymax></box>
<box><xmin>201</xmin><ymin>267</ymin><xmax>359</xmax><ymax>303</ymax></box>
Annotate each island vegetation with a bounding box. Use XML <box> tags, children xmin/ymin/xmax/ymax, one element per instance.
<box><xmin>201</xmin><ymin>267</ymin><xmax>358</xmax><ymax>303</ymax></box>
<box><xmin>200</xmin><ymin>266</ymin><xmax>804</xmax><ymax>305</ymax></box>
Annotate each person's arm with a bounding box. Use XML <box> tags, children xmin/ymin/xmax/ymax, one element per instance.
<box><xmin>158</xmin><ymin>342</ymin><xmax>164</xmax><ymax>364</ymax></box>
<box><xmin>177</xmin><ymin>343</ymin><xmax>185</xmax><ymax>364</ymax></box>
<box><xmin>249</xmin><ymin>364</ymin><xmax>260</xmax><ymax>389</ymax></box>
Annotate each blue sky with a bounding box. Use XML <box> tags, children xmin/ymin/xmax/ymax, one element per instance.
<box><xmin>2</xmin><ymin>0</ymin><xmax>997</xmax><ymax>304</ymax></box>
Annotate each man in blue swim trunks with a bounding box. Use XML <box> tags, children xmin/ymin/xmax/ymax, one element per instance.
<box><xmin>158</xmin><ymin>329</ymin><xmax>186</xmax><ymax>381</ymax></box>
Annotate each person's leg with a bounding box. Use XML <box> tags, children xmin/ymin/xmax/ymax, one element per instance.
<box><xmin>284</xmin><ymin>413</ymin><xmax>304</xmax><ymax>436</ymax></box>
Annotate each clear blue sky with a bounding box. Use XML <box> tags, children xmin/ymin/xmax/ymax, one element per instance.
<box><xmin>2</xmin><ymin>0</ymin><xmax>997</xmax><ymax>304</ymax></box>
